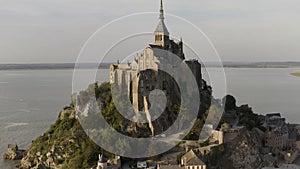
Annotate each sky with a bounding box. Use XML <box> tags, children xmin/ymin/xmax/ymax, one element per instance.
<box><xmin>0</xmin><ymin>0</ymin><xmax>299</xmax><ymax>63</ymax></box>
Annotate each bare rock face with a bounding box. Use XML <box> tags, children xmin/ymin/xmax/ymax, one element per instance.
<box><xmin>18</xmin><ymin>105</ymin><xmax>102</xmax><ymax>169</ymax></box>
<box><xmin>18</xmin><ymin>108</ymin><xmax>75</xmax><ymax>169</ymax></box>
<box><xmin>58</xmin><ymin>106</ymin><xmax>77</xmax><ymax>120</ymax></box>
<box><xmin>223</xmin><ymin>127</ymin><xmax>264</xmax><ymax>169</ymax></box>
<box><xmin>18</xmin><ymin>151</ymin><xmax>54</xmax><ymax>169</ymax></box>
<box><xmin>3</xmin><ymin>144</ymin><xmax>25</xmax><ymax>160</ymax></box>
<box><xmin>18</xmin><ymin>157</ymin><xmax>33</xmax><ymax>169</ymax></box>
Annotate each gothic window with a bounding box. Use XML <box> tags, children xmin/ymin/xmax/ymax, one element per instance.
<box><xmin>146</xmin><ymin>58</ymin><xmax>150</xmax><ymax>67</ymax></box>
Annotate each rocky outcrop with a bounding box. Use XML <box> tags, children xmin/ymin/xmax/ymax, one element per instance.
<box><xmin>18</xmin><ymin>106</ymin><xmax>102</xmax><ymax>169</ymax></box>
<box><xmin>58</xmin><ymin>106</ymin><xmax>77</xmax><ymax>120</ymax></box>
<box><xmin>3</xmin><ymin>144</ymin><xmax>25</xmax><ymax>160</ymax></box>
<box><xmin>223</xmin><ymin>127</ymin><xmax>264</xmax><ymax>169</ymax></box>
<box><xmin>19</xmin><ymin>141</ymin><xmax>72</xmax><ymax>169</ymax></box>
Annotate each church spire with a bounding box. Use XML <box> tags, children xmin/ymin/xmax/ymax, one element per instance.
<box><xmin>154</xmin><ymin>0</ymin><xmax>169</xmax><ymax>46</ymax></box>
<box><xmin>159</xmin><ymin>0</ymin><xmax>164</xmax><ymax>20</ymax></box>
<box><xmin>154</xmin><ymin>0</ymin><xmax>168</xmax><ymax>35</ymax></box>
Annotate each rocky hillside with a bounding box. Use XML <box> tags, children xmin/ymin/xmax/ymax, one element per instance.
<box><xmin>18</xmin><ymin>80</ymin><xmax>213</xmax><ymax>169</ymax></box>
<box><xmin>18</xmin><ymin>80</ymin><xmax>269</xmax><ymax>169</ymax></box>
<box><xmin>222</xmin><ymin>127</ymin><xmax>264</xmax><ymax>169</ymax></box>
<box><xmin>18</xmin><ymin>106</ymin><xmax>109</xmax><ymax>169</ymax></box>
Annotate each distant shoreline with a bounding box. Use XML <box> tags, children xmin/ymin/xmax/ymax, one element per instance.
<box><xmin>291</xmin><ymin>72</ymin><xmax>300</xmax><ymax>77</ymax></box>
<box><xmin>1</xmin><ymin>62</ymin><xmax>300</xmax><ymax>70</ymax></box>
<box><xmin>0</xmin><ymin>63</ymin><xmax>111</xmax><ymax>70</ymax></box>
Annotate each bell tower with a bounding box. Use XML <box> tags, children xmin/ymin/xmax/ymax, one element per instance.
<box><xmin>154</xmin><ymin>0</ymin><xmax>169</xmax><ymax>47</ymax></box>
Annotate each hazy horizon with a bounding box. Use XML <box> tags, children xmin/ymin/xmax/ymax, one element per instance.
<box><xmin>0</xmin><ymin>0</ymin><xmax>299</xmax><ymax>64</ymax></box>
<box><xmin>2</xmin><ymin>61</ymin><xmax>300</xmax><ymax>65</ymax></box>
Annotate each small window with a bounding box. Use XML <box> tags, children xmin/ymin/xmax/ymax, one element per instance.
<box><xmin>162</xmin><ymin>81</ymin><xmax>167</xmax><ymax>90</ymax></box>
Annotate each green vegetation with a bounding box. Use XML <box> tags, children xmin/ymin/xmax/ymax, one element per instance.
<box><xmin>25</xmin><ymin>82</ymin><xmax>119</xmax><ymax>168</ymax></box>
<box><xmin>86</xmin><ymin>82</ymin><xmax>151</xmax><ymax>137</ymax></box>
<box><xmin>27</xmin><ymin>112</ymin><xmax>109</xmax><ymax>168</ymax></box>
<box><xmin>23</xmin><ymin>80</ymin><xmax>263</xmax><ymax>169</ymax></box>
<box><xmin>291</xmin><ymin>72</ymin><xmax>300</xmax><ymax>77</ymax></box>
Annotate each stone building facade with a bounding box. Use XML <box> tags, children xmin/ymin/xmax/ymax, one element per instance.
<box><xmin>264</xmin><ymin>113</ymin><xmax>289</xmax><ymax>153</ymax></box>
<box><xmin>109</xmin><ymin>0</ymin><xmax>202</xmax><ymax>113</ymax></box>
<box><xmin>96</xmin><ymin>154</ymin><xmax>121</xmax><ymax>169</ymax></box>
<box><xmin>157</xmin><ymin>150</ymin><xmax>206</xmax><ymax>169</ymax></box>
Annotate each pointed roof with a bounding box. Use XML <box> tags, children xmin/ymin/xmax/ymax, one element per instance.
<box><xmin>98</xmin><ymin>154</ymin><xmax>107</xmax><ymax>163</ymax></box>
<box><xmin>154</xmin><ymin>0</ymin><xmax>169</xmax><ymax>35</ymax></box>
<box><xmin>182</xmin><ymin>150</ymin><xmax>206</xmax><ymax>166</ymax></box>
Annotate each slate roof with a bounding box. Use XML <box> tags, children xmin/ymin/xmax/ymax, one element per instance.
<box><xmin>159</xmin><ymin>165</ymin><xmax>184</xmax><ymax>169</ymax></box>
<box><xmin>98</xmin><ymin>154</ymin><xmax>107</xmax><ymax>163</ymax></box>
<box><xmin>155</xmin><ymin>20</ymin><xmax>169</xmax><ymax>35</ymax></box>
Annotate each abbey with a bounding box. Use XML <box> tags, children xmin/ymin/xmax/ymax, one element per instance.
<box><xmin>110</xmin><ymin>0</ymin><xmax>202</xmax><ymax>113</ymax></box>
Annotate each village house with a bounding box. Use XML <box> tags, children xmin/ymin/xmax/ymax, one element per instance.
<box><xmin>95</xmin><ymin>154</ymin><xmax>121</xmax><ymax>169</ymax></box>
<box><xmin>157</xmin><ymin>150</ymin><xmax>206</xmax><ymax>169</ymax></box>
<box><xmin>263</xmin><ymin>113</ymin><xmax>289</xmax><ymax>153</ymax></box>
